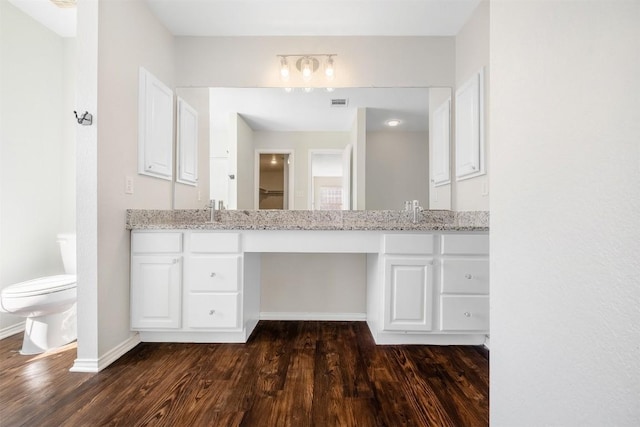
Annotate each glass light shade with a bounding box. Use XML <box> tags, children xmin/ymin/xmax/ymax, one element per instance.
<box><xmin>280</xmin><ymin>58</ymin><xmax>290</xmax><ymax>81</ymax></box>
<box><xmin>301</xmin><ymin>58</ymin><xmax>313</xmax><ymax>82</ymax></box>
<box><xmin>324</xmin><ymin>57</ymin><xmax>335</xmax><ymax>81</ymax></box>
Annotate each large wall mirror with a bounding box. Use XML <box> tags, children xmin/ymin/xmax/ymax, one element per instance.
<box><xmin>174</xmin><ymin>87</ymin><xmax>452</xmax><ymax>211</ymax></box>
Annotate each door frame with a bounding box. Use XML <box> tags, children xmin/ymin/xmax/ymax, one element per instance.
<box><xmin>254</xmin><ymin>149</ymin><xmax>295</xmax><ymax>210</ymax></box>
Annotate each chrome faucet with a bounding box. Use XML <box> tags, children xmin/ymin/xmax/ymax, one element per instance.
<box><xmin>208</xmin><ymin>199</ymin><xmax>216</xmax><ymax>222</ymax></box>
<box><xmin>412</xmin><ymin>200</ymin><xmax>423</xmax><ymax>223</ymax></box>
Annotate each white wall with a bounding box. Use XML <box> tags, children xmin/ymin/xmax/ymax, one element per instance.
<box><xmin>454</xmin><ymin>0</ymin><xmax>489</xmax><ymax>211</ymax></box>
<box><xmin>260</xmin><ymin>253</ymin><xmax>366</xmax><ymax>317</ymax></box>
<box><xmin>490</xmin><ymin>1</ymin><xmax>640</xmax><ymax>425</ymax></box>
<box><xmin>0</xmin><ymin>2</ymin><xmax>75</xmax><ymax>332</ymax></box>
<box><xmin>175</xmin><ymin>36</ymin><xmax>455</xmax><ymax>88</ymax></box>
<box><xmin>253</xmin><ymin>131</ymin><xmax>350</xmax><ymax>210</ymax></box>
<box><xmin>365</xmin><ymin>131</ymin><xmax>429</xmax><ymax>210</ymax></box>
<box><xmin>90</xmin><ymin>0</ymin><xmax>175</xmax><ymax>359</ymax></box>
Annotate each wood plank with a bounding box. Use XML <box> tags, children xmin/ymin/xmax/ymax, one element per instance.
<box><xmin>0</xmin><ymin>322</ymin><xmax>489</xmax><ymax>427</ymax></box>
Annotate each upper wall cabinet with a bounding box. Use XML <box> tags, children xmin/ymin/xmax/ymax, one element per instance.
<box><xmin>431</xmin><ymin>98</ymin><xmax>451</xmax><ymax>187</ymax></box>
<box><xmin>455</xmin><ymin>68</ymin><xmax>485</xmax><ymax>181</ymax></box>
<box><xmin>138</xmin><ymin>67</ymin><xmax>174</xmax><ymax>180</ymax></box>
<box><xmin>176</xmin><ymin>98</ymin><xmax>199</xmax><ymax>186</ymax></box>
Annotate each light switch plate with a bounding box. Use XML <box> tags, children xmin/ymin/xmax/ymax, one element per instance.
<box><xmin>125</xmin><ymin>176</ymin><xmax>134</xmax><ymax>194</ymax></box>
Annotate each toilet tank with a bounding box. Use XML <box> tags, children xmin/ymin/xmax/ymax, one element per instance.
<box><xmin>57</xmin><ymin>233</ymin><xmax>76</xmax><ymax>274</ymax></box>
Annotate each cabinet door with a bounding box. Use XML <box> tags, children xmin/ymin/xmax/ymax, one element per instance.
<box><xmin>383</xmin><ymin>257</ymin><xmax>434</xmax><ymax>331</ymax></box>
<box><xmin>138</xmin><ymin>67</ymin><xmax>174</xmax><ymax>180</ymax></box>
<box><xmin>431</xmin><ymin>98</ymin><xmax>451</xmax><ymax>186</ymax></box>
<box><xmin>176</xmin><ymin>97</ymin><xmax>198</xmax><ymax>185</ymax></box>
<box><xmin>455</xmin><ymin>68</ymin><xmax>485</xmax><ymax>181</ymax></box>
<box><xmin>131</xmin><ymin>256</ymin><xmax>181</xmax><ymax>329</ymax></box>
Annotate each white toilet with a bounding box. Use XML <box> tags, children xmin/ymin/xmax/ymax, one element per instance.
<box><xmin>0</xmin><ymin>233</ymin><xmax>77</xmax><ymax>355</ymax></box>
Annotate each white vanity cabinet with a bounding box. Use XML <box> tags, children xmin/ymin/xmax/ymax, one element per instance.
<box><xmin>130</xmin><ymin>230</ymin><xmax>259</xmax><ymax>343</ymax></box>
<box><xmin>130</xmin><ymin>232</ymin><xmax>183</xmax><ymax>329</ymax></box>
<box><xmin>439</xmin><ymin>234</ymin><xmax>490</xmax><ymax>332</ymax></box>
<box><xmin>367</xmin><ymin>232</ymin><xmax>489</xmax><ymax>345</ymax></box>
<box><xmin>130</xmin><ymin>228</ymin><xmax>488</xmax><ymax>346</ymax></box>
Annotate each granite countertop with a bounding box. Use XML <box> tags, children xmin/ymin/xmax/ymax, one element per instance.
<box><xmin>126</xmin><ymin>209</ymin><xmax>489</xmax><ymax>232</ymax></box>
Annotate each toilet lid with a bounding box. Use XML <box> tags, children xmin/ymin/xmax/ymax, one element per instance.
<box><xmin>2</xmin><ymin>274</ymin><xmax>77</xmax><ymax>297</ymax></box>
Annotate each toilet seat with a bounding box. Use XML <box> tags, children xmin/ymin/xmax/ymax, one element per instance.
<box><xmin>2</xmin><ymin>274</ymin><xmax>77</xmax><ymax>297</ymax></box>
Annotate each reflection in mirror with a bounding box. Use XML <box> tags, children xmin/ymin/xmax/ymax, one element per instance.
<box><xmin>173</xmin><ymin>87</ymin><xmax>452</xmax><ymax>210</ymax></box>
<box><xmin>256</xmin><ymin>151</ymin><xmax>292</xmax><ymax>209</ymax></box>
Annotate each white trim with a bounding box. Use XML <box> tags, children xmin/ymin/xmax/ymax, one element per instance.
<box><xmin>484</xmin><ymin>335</ymin><xmax>490</xmax><ymax>350</ymax></box>
<box><xmin>0</xmin><ymin>321</ymin><xmax>25</xmax><ymax>340</ymax></box>
<box><xmin>69</xmin><ymin>333</ymin><xmax>140</xmax><ymax>373</ymax></box>
<box><xmin>260</xmin><ymin>312</ymin><xmax>367</xmax><ymax>321</ymax></box>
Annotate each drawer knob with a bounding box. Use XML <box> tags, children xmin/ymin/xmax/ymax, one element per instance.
<box><xmin>210</xmin><ymin>272</ymin><xmax>216</xmax><ymax>277</ymax></box>
<box><xmin>465</xmin><ymin>273</ymin><xmax>472</xmax><ymax>279</ymax></box>
<box><xmin>209</xmin><ymin>310</ymin><xmax>216</xmax><ymax>315</ymax></box>
<box><xmin>464</xmin><ymin>312</ymin><xmax>472</xmax><ymax>317</ymax></box>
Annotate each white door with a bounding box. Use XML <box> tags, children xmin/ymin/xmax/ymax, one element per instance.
<box><xmin>383</xmin><ymin>256</ymin><xmax>433</xmax><ymax>331</ymax></box>
<box><xmin>131</xmin><ymin>256</ymin><xmax>182</xmax><ymax>329</ymax></box>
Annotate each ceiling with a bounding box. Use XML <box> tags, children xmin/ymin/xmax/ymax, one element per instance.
<box><xmin>147</xmin><ymin>0</ymin><xmax>481</xmax><ymax>37</ymax></box>
<box><xmin>9</xmin><ymin>0</ymin><xmax>480</xmax><ymax>38</ymax></box>
<box><xmin>206</xmin><ymin>87</ymin><xmax>431</xmax><ymax>132</ymax></box>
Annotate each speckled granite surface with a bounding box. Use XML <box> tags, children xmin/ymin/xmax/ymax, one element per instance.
<box><xmin>126</xmin><ymin>209</ymin><xmax>489</xmax><ymax>231</ymax></box>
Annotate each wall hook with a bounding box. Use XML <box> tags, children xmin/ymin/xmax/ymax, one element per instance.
<box><xmin>74</xmin><ymin>110</ymin><xmax>93</xmax><ymax>126</ymax></box>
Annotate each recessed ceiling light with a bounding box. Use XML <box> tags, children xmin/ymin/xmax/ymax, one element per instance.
<box><xmin>386</xmin><ymin>119</ymin><xmax>401</xmax><ymax>127</ymax></box>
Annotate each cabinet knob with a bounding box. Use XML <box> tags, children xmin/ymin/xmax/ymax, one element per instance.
<box><xmin>465</xmin><ymin>273</ymin><xmax>472</xmax><ymax>279</ymax></box>
<box><xmin>209</xmin><ymin>310</ymin><xmax>216</xmax><ymax>315</ymax></box>
<box><xmin>210</xmin><ymin>272</ymin><xmax>216</xmax><ymax>277</ymax></box>
<box><xmin>464</xmin><ymin>312</ymin><xmax>472</xmax><ymax>317</ymax></box>
<box><xmin>173</xmin><ymin>258</ymin><xmax>179</xmax><ymax>264</ymax></box>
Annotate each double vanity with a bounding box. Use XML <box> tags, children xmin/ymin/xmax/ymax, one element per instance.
<box><xmin>126</xmin><ymin>209</ymin><xmax>489</xmax><ymax>346</ymax></box>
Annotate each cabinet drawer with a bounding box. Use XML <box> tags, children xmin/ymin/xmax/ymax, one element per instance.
<box><xmin>441</xmin><ymin>259</ymin><xmax>489</xmax><ymax>294</ymax></box>
<box><xmin>187</xmin><ymin>293</ymin><xmax>240</xmax><ymax>329</ymax></box>
<box><xmin>440</xmin><ymin>295</ymin><xmax>489</xmax><ymax>331</ymax></box>
<box><xmin>383</xmin><ymin>234</ymin><xmax>434</xmax><ymax>255</ymax></box>
<box><xmin>441</xmin><ymin>234</ymin><xmax>489</xmax><ymax>255</ymax></box>
<box><xmin>190</xmin><ymin>232</ymin><xmax>240</xmax><ymax>253</ymax></box>
<box><xmin>186</xmin><ymin>256</ymin><xmax>240</xmax><ymax>292</ymax></box>
<box><xmin>132</xmin><ymin>232</ymin><xmax>182</xmax><ymax>254</ymax></box>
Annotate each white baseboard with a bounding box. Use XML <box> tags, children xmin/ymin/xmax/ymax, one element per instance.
<box><xmin>69</xmin><ymin>333</ymin><xmax>141</xmax><ymax>373</ymax></box>
<box><xmin>0</xmin><ymin>321</ymin><xmax>25</xmax><ymax>340</ymax></box>
<box><xmin>259</xmin><ymin>312</ymin><xmax>367</xmax><ymax>321</ymax></box>
<box><xmin>484</xmin><ymin>335</ymin><xmax>490</xmax><ymax>350</ymax></box>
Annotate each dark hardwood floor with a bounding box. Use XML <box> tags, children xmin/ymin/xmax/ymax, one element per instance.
<box><xmin>0</xmin><ymin>321</ymin><xmax>489</xmax><ymax>426</ymax></box>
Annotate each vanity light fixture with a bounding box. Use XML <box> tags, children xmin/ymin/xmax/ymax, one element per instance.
<box><xmin>386</xmin><ymin>119</ymin><xmax>401</xmax><ymax>127</ymax></box>
<box><xmin>277</xmin><ymin>54</ymin><xmax>337</xmax><ymax>84</ymax></box>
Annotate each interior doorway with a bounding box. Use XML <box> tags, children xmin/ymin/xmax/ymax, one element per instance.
<box><xmin>309</xmin><ymin>145</ymin><xmax>352</xmax><ymax>210</ymax></box>
<box><xmin>255</xmin><ymin>150</ymin><xmax>294</xmax><ymax>209</ymax></box>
